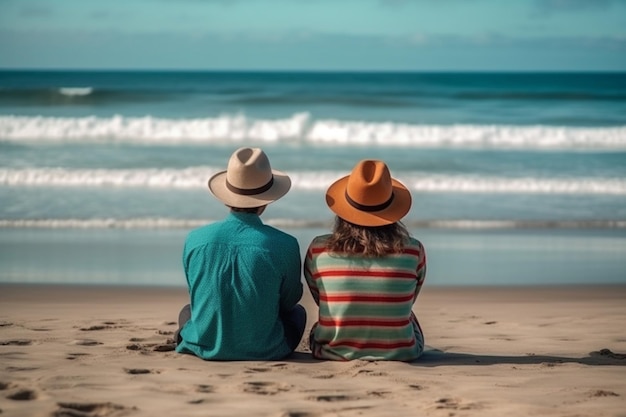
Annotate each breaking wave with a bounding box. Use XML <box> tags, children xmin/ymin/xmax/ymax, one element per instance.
<box><xmin>0</xmin><ymin>218</ymin><xmax>623</xmax><ymax>230</ymax></box>
<box><xmin>1</xmin><ymin>114</ymin><xmax>625</xmax><ymax>150</ymax></box>
<box><xmin>58</xmin><ymin>87</ymin><xmax>94</xmax><ymax>96</ymax></box>
<box><xmin>1</xmin><ymin>167</ymin><xmax>625</xmax><ymax>195</ymax></box>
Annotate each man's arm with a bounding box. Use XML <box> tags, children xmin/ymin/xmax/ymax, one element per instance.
<box><xmin>279</xmin><ymin>237</ymin><xmax>303</xmax><ymax>312</ymax></box>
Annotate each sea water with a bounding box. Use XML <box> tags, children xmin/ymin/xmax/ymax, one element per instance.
<box><xmin>1</xmin><ymin>70</ymin><xmax>625</xmax><ymax>286</ymax></box>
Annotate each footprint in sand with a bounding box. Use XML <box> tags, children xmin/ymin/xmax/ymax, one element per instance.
<box><xmin>489</xmin><ymin>336</ymin><xmax>516</xmax><ymax>341</ymax></box>
<box><xmin>312</xmin><ymin>374</ymin><xmax>334</xmax><ymax>379</ymax></box>
<box><xmin>0</xmin><ymin>339</ymin><xmax>32</xmax><ymax>346</ymax></box>
<box><xmin>6</xmin><ymin>388</ymin><xmax>37</xmax><ymax>401</ymax></box>
<box><xmin>188</xmin><ymin>398</ymin><xmax>206</xmax><ymax>404</ymax></box>
<box><xmin>242</xmin><ymin>381</ymin><xmax>291</xmax><ymax>396</ymax></box>
<box><xmin>245</xmin><ymin>367</ymin><xmax>272</xmax><ymax>373</ymax></box>
<box><xmin>72</xmin><ymin>339</ymin><xmax>102</xmax><ymax>346</ymax></box>
<box><xmin>80</xmin><ymin>321</ymin><xmax>124</xmax><ymax>331</ymax></box>
<box><xmin>6</xmin><ymin>366</ymin><xmax>39</xmax><ymax>372</ymax></box>
<box><xmin>27</xmin><ymin>326</ymin><xmax>55</xmax><ymax>332</ymax></box>
<box><xmin>80</xmin><ymin>325</ymin><xmax>112</xmax><ymax>331</ymax></box>
<box><xmin>310</xmin><ymin>394</ymin><xmax>360</xmax><ymax>402</ymax></box>
<box><xmin>354</xmin><ymin>369</ymin><xmax>388</xmax><ymax>377</ymax></box>
<box><xmin>53</xmin><ymin>402</ymin><xmax>136</xmax><ymax>417</ymax></box>
<box><xmin>434</xmin><ymin>397</ymin><xmax>482</xmax><ymax>411</ymax></box>
<box><xmin>196</xmin><ymin>384</ymin><xmax>214</xmax><ymax>393</ymax></box>
<box><xmin>126</xmin><ymin>343</ymin><xmax>143</xmax><ymax>351</ymax></box>
<box><xmin>153</xmin><ymin>343</ymin><xmax>176</xmax><ymax>352</ymax></box>
<box><xmin>243</xmin><ymin>363</ymin><xmax>288</xmax><ymax>374</ymax></box>
<box><xmin>125</xmin><ymin>341</ymin><xmax>175</xmax><ymax>352</ymax></box>
<box><xmin>124</xmin><ymin>368</ymin><xmax>155</xmax><ymax>375</ymax></box>
<box><xmin>66</xmin><ymin>352</ymin><xmax>91</xmax><ymax>360</ymax></box>
<box><xmin>244</xmin><ymin>362</ymin><xmax>289</xmax><ymax>374</ymax></box>
<box><xmin>590</xmin><ymin>390</ymin><xmax>619</xmax><ymax>397</ymax></box>
<box><xmin>367</xmin><ymin>390</ymin><xmax>391</xmax><ymax>398</ymax></box>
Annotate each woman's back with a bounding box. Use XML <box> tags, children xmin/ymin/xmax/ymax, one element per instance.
<box><xmin>304</xmin><ymin>234</ymin><xmax>426</xmax><ymax>361</ymax></box>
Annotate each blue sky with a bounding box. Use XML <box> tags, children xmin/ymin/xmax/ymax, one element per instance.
<box><xmin>0</xmin><ymin>0</ymin><xmax>625</xmax><ymax>71</ymax></box>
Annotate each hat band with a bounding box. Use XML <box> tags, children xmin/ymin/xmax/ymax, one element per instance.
<box><xmin>226</xmin><ymin>176</ymin><xmax>274</xmax><ymax>196</ymax></box>
<box><xmin>345</xmin><ymin>191</ymin><xmax>394</xmax><ymax>212</ymax></box>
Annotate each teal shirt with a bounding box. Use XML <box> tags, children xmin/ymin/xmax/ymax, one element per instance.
<box><xmin>176</xmin><ymin>212</ymin><xmax>303</xmax><ymax>360</ymax></box>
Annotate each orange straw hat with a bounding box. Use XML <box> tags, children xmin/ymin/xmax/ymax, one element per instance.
<box><xmin>208</xmin><ymin>147</ymin><xmax>291</xmax><ymax>208</ymax></box>
<box><xmin>325</xmin><ymin>160</ymin><xmax>412</xmax><ymax>227</ymax></box>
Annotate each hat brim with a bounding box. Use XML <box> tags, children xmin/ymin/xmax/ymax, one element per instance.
<box><xmin>325</xmin><ymin>175</ymin><xmax>412</xmax><ymax>227</ymax></box>
<box><xmin>208</xmin><ymin>169</ymin><xmax>291</xmax><ymax>208</ymax></box>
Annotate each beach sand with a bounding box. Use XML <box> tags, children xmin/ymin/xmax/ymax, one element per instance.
<box><xmin>1</xmin><ymin>284</ymin><xmax>625</xmax><ymax>417</ymax></box>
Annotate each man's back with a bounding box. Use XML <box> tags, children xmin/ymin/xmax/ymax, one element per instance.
<box><xmin>177</xmin><ymin>211</ymin><xmax>302</xmax><ymax>360</ymax></box>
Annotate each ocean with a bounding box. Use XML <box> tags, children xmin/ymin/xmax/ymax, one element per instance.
<box><xmin>1</xmin><ymin>70</ymin><xmax>625</xmax><ymax>287</ymax></box>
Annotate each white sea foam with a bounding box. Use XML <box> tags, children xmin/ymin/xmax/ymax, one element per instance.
<box><xmin>0</xmin><ymin>114</ymin><xmax>308</xmax><ymax>144</ymax></box>
<box><xmin>0</xmin><ymin>218</ymin><xmax>623</xmax><ymax>230</ymax></box>
<box><xmin>1</xmin><ymin>114</ymin><xmax>625</xmax><ymax>150</ymax></box>
<box><xmin>0</xmin><ymin>218</ymin><xmax>207</xmax><ymax>229</ymax></box>
<box><xmin>59</xmin><ymin>87</ymin><xmax>94</xmax><ymax>96</ymax></box>
<box><xmin>1</xmin><ymin>167</ymin><xmax>625</xmax><ymax>195</ymax></box>
<box><xmin>0</xmin><ymin>167</ymin><xmax>214</xmax><ymax>188</ymax></box>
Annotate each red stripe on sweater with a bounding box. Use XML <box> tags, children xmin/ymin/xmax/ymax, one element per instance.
<box><xmin>310</xmin><ymin>246</ymin><xmax>422</xmax><ymax>256</ymax></box>
<box><xmin>318</xmin><ymin>318</ymin><xmax>410</xmax><ymax>327</ymax></box>
<box><xmin>402</xmin><ymin>248</ymin><xmax>423</xmax><ymax>257</ymax></box>
<box><xmin>417</xmin><ymin>258</ymin><xmax>426</xmax><ymax>270</ymax></box>
<box><xmin>312</xmin><ymin>270</ymin><xmax>416</xmax><ymax>279</ymax></box>
<box><xmin>328</xmin><ymin>339</ymin><xmax>416</xmax><ymax>349</ymax></box>
<box><xmin>319</xmin><ymin>294</ymin><xmax>415</xmax><ymax>303</ymax></box>
<box><xmin>309</xmin><ymin>246</ymin><xmax>328</xmax><ymax>255</ymax></box>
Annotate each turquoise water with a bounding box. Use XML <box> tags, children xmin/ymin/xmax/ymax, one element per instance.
<box><xmin>1</xmin><ymin>228</ymin><xmax>624</xmax><ymax>287</ymax></box>
<box><xmin>1</xmin><ymin>71</ymin><xmax>625</xmax><ymax>286</ymax></box>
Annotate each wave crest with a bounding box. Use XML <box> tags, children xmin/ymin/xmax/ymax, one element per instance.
<box><xmin>59</xmin><ymin>87</ymin><xmax>94</xmax><ymax>97</ymax></box>
<box><xmin>0</xmin><ymin>218</ymin><xmax>623</xmax><ymax>230</ymax></box>
<box><xmin>1</xmin><ymin>167</ymin><xmax>625</xmax><ymax>195</ymax></box>
<box><xmin>1</xmin><ymin>114</ymin><xmax>625</xmax><ymax>150</ymax></box>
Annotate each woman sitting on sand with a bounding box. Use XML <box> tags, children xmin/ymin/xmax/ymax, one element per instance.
<box><xmin>304</xmin><ymin>159</ymin><xmax>426</xmax><ymax>361</ymax></box>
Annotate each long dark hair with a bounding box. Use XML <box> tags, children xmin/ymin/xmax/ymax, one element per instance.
<box><xmin>325</xmin><ymin>216</ymin><xmax>410</xmax><ymax>257</ymax></box>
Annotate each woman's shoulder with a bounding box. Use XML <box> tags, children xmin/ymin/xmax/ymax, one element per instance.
<box><xmin>405</xmin><ymin>236</ymin><xmax>425</xmax><ymax>250</ymax></box>
<box><xmin>308</xmin><ymin>234</ymin><xmax>332</xmax><ymax>248</ymax></box>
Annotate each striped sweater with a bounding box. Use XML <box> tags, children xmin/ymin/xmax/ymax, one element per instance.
<box><xmin>304</xmin><ymin>234</ymin><xmax>427</xmax><ymax>361</ymax></box>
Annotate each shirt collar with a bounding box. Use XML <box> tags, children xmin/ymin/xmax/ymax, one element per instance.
<box><xmin>228</xmin><ymin>211</ymin><xmax>263</xmax><ymax>225</ymax></box>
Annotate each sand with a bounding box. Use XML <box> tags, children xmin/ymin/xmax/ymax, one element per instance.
<box><xmin>1</xmin><ymin>283</ymin><xmax>625</xmax><ymax>417</ymax></box>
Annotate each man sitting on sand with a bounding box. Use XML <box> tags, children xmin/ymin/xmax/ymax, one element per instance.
<box><xmin>175</xmin><ymin>147</ymin><xmax>306</xmax><ymax>360</ymax></box>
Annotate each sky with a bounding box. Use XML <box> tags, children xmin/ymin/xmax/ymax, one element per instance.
<box><xmin>0</xmin><ymin>0</ymin><xmax>625</xmax><ymax>71</ymax></box>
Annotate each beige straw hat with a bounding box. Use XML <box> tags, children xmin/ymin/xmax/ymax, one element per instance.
<box><xmin>208</xmin><ymin>147</ymin><xmax>291</xmax><ymax>208</ymax></box>
<box><xmin>325</xmin><ymin>159</ymin><xmax>411</xmax><ymax>227</ymax></box>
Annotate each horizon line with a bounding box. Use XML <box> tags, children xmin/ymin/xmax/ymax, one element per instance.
<box><xmin>1</xmin><ymin>68</ymin><xmax>626</xmax><ymax>74</ymax></box>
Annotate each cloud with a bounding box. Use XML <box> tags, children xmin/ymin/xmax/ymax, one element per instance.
<box><xmin>88</xmin><ymin>9</ymin><xmax>132</xmax><ymax>21</ymax></box>
<box><xmin>1</xmin><ymin>26</ymin><xmax>624</xmax><ymax>70</ymax></box>
<box><xmin>400</xmin><ymin>31</ymin><xmax>626</xmax><ymax>49</ymax></box>
<box><xmin>378</xmin><ymin>0</ymin><xmax>477</xmax><ymax>6</ymax></box>
<box><xmin>378</xmin><ymin>0</ymin><xmax>626</xmax><ymax>12</ymax></box>
<box><xmin>533</xmin><ymin>0</ymin><xmax>626</xmax><ymax>13</ymax></box>
<box><xmin>18</xmin><ymin>5</ymin><xmax>54</xmax><ymax>18</ymax></box>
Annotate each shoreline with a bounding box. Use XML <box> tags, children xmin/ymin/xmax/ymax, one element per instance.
<box><xmin>1</xmin><ymin>283</ymin><xmax>625</xmax><ymax>416</ymax></box>
<box><xmin>2</xmin><ymin>227</ymin><xmax>626</xmax><ymax>288</ymax></box>
<box><xmin>3</xmin><ymin>281</ymin><xmax>626</xmax><ymax>296</ymax></box>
